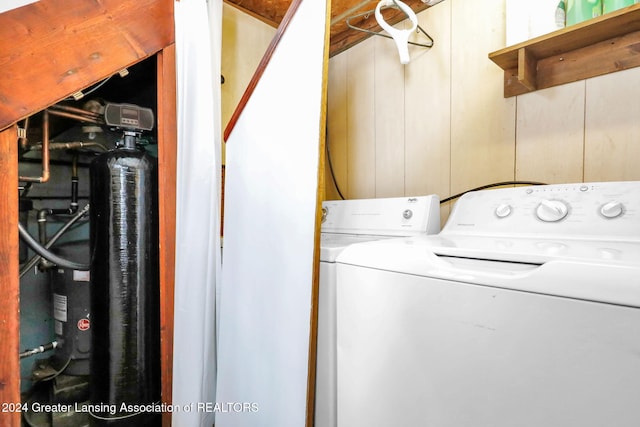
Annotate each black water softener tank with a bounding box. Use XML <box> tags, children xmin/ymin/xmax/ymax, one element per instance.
<box><xmin>89</xmin><ymin>129</ymin><xmax>160</xmax><ymax>426</ymax></box>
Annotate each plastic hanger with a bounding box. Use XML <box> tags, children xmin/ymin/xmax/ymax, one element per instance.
<box><xmin>345</xmin><ymin>0</ymin><xmax>434</xmax><ymax>52</ymax></box>
<box><xmin>375</xmin><ymin>0</ymin><xmax>418</xmax><ymax>63</ymax></box>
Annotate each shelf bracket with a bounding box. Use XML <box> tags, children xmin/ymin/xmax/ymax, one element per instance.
<box><xmin>518</xmin><ymin>47</ymin><xmax>537</xmax><ymax>91</ymax></box>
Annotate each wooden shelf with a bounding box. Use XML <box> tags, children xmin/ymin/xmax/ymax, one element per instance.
<box><xmin>489</xmin><ymin>3</ymin><xmax>640</xmax><ymax>97</ymax></box>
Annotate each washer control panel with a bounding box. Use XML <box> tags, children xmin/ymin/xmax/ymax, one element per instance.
<box><xmin>444</xmin><ymin>181</ymin><xmax>640</xmax><ymax>240</ymax></box>
<box><xmin>322</xmin><ymin>195</ymin><xmax>440</xmax><ymax>236</ymax></box>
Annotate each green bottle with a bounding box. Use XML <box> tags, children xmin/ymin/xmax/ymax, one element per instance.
<box><xmin>566</xmin><ymin>0</ymin><xmax>602</xmax><ymax>26</ymax></box>
<box><xmin>603</xmin><ymin>0</ymin><xmax>636</xmax><ymax>14</ymax></box>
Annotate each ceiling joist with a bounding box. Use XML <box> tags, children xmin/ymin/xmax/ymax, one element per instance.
<box><xmin>224</xmin><ymin>0</ymin><xmax>433</xmax><ymax>56</ymax></box>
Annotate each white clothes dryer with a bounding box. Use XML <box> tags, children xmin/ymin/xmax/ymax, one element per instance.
<box><xmin>315</xmin><ymin>195</ymin><xmax>440</xmax><ymax>427</ymax></box>
<box><xmin>336</xmin><ymin>181</ymin><xmax>640</xmax><ymax>427</ymax></box>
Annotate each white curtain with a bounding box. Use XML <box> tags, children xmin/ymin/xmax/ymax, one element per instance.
<box><xmin>173</xmin><ymin>0</ymin><xmax>223</xmax><ymax>426</ymax></box>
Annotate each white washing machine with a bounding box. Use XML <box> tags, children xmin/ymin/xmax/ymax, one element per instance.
<box><xmin>336</xmin><ymin>181</ymin><xmax>640</xmax><ymax>427</ymax></box>
<box><xmin>315</xmin><ymin>195</ymin><xmax>440</xmax><ymax>427</ymax></box>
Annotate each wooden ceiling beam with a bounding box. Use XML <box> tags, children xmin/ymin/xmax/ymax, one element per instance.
<box><xmin>224</xmin><ymin>0</ymin><xmax>432</xmax><ymax>57</ymax></box>
<box><xmin>223</xmin><ymin>0</ymin><xmax>284</xmax><ymax>27</ymax></box>
<box><xmin>329</xmin><ymin>0</ymin><xmax>430</xmax><ymax>56</ymax></box>
<box><xmin>0</xmin><ymin>0</ymin><xmax>174</xmax><ymax>131</ymax></box>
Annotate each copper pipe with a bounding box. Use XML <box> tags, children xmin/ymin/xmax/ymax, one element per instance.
<box><xmin>51</xmin><ymin>104</ymin><xmax>102</xmax><ymax>119</ymax></box>
<box><xmin>47</xmin><ymin>108</ymin><xmax>103</xmax><ymax>124</ymax></box>
<box><xmin>19</xmin><ymin>110</ymin><xmax>50</xmax><ymax>183</ymax></box>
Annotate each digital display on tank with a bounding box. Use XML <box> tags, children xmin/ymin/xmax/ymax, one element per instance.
<box><xmin>120</xmin><ymin>107</ymin><xmax>139</xmax><ymax>127</ymax></box>
<box><xmin>104</xmin><ymin>102</ymin><xmax>154</xmax><ymax>131</ymax></box>
<box><xmin>121</xmin><ymin>107</ymin><xmax>139</xmax><ymax>120</ymax></box>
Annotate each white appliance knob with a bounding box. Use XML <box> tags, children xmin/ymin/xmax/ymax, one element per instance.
<box><xmin>403</xmin><ymin>209</ymin><xmax>413</xmax><ymax>219</ymax></box>
<box><xmin>600</xmin><ymin>201</ymin><xmax>623</xmax><ymax>218</ymax></box>
<box><xmin>536</xmin><ymin>200</ymin><xmax>568</xmax><ymax>222</ymax></box>
<box><xmin>495</xmin><ymin>203</ymin><xmax>512</xmax><ymax>218</ymax></box>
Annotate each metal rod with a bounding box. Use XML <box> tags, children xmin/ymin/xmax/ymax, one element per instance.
<box><xmin>331</xmin><ymin>0</ymin><xmax>373</xmax><ymax>25</ymax></box>
<box><xmin>30</xmin><ymin>141</ymin><xmax>109</xmax><ymax>152</ymax></box>
<box><xmin>345</xmin><ymin>1</ymin><xmax>434</xmax><ymax>49</ymax></box>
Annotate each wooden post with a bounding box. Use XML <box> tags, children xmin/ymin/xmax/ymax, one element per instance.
<box><xmin>157</xmin><ymin>45</ymin><xmax>178</xmax><ymax>427</ymax></box>
<box><xmin>0</xmin><ymin>125</ymin><xmax>21</xmax><ymax>427</ymax></box>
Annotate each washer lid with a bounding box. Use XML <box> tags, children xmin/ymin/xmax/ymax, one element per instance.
<box><xmin>336</xmin><ymin>235</ymin><xmax>640</xmax><ymax>307</ymax></box>
<box><xmin>424</xmin><ymin>234</ymin><xmax>640</xmax><ymax>266</ymax></box>
<box><xmin>320</xmin><ymin>233</ymin><xmax>395</xmax><ymax>262</ymax></box>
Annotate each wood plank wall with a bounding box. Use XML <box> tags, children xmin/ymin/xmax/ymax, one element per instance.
<box><xmin>222</xmin><ymin>0</ymin><xmax>640</xmax><ymax>222</ymax></box>
<box><xmin>325</xmin><ymin>0</ymin><xmax>640</xmax><ymax>224</ymax></box>
<box><xmin>222</xmin><ymin>3</ymin><xmax>277</xmax><ymax>161</ymax></box>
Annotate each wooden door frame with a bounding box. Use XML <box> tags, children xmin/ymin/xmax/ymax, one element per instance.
<box><xmin>0</xmin><ymin>46</ymin><xmax>177</xmax><ymax>426</ymax></box>
<box><xmin>157</xmin><ymin>45</ymin><xmax>178</xmax><ymax>427</ymax></box>
<box><xmin>0</xmin><ymin>125</ymin><xmax>20</xmax><ymax>426</ymax></box>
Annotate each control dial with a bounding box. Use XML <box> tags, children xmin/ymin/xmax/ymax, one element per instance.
<box><xmin>495</xmin><ymin>203</ymin><xmax>512</xmax><ymax>218</ymax></box>
<box><xmin>403</xmin><ymin>209</ymin><xmax>413</xmax><ymax>220</ymax></box>
<box><xmin>536</xmin><ymin>200</ymin><xmax>569</xmax><ymax>222</ymax></box>
<box><xmin>600</xmin><ymin>201</ymin><xmax>623</xmax><ymax>219</ymax></box>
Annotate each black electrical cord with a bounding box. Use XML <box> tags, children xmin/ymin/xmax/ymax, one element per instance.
<box><xmin>324</xmin><ymin>121</ymin><xmax>544</xmax><ymax>204</ymax></box>
<box><xmin>440</xmin><ymin>181</ymin><xmax>547</xmax><ymax>204</ymax></box>
<box><xmin>325</xmin><ymin>126</ymin><xmax>345</xmax><ymax>200</ymax></box>
<box><xmin>63</xmin><ymin>75</ymin><xmax>112</xmax><ymax>101</ymax></box>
